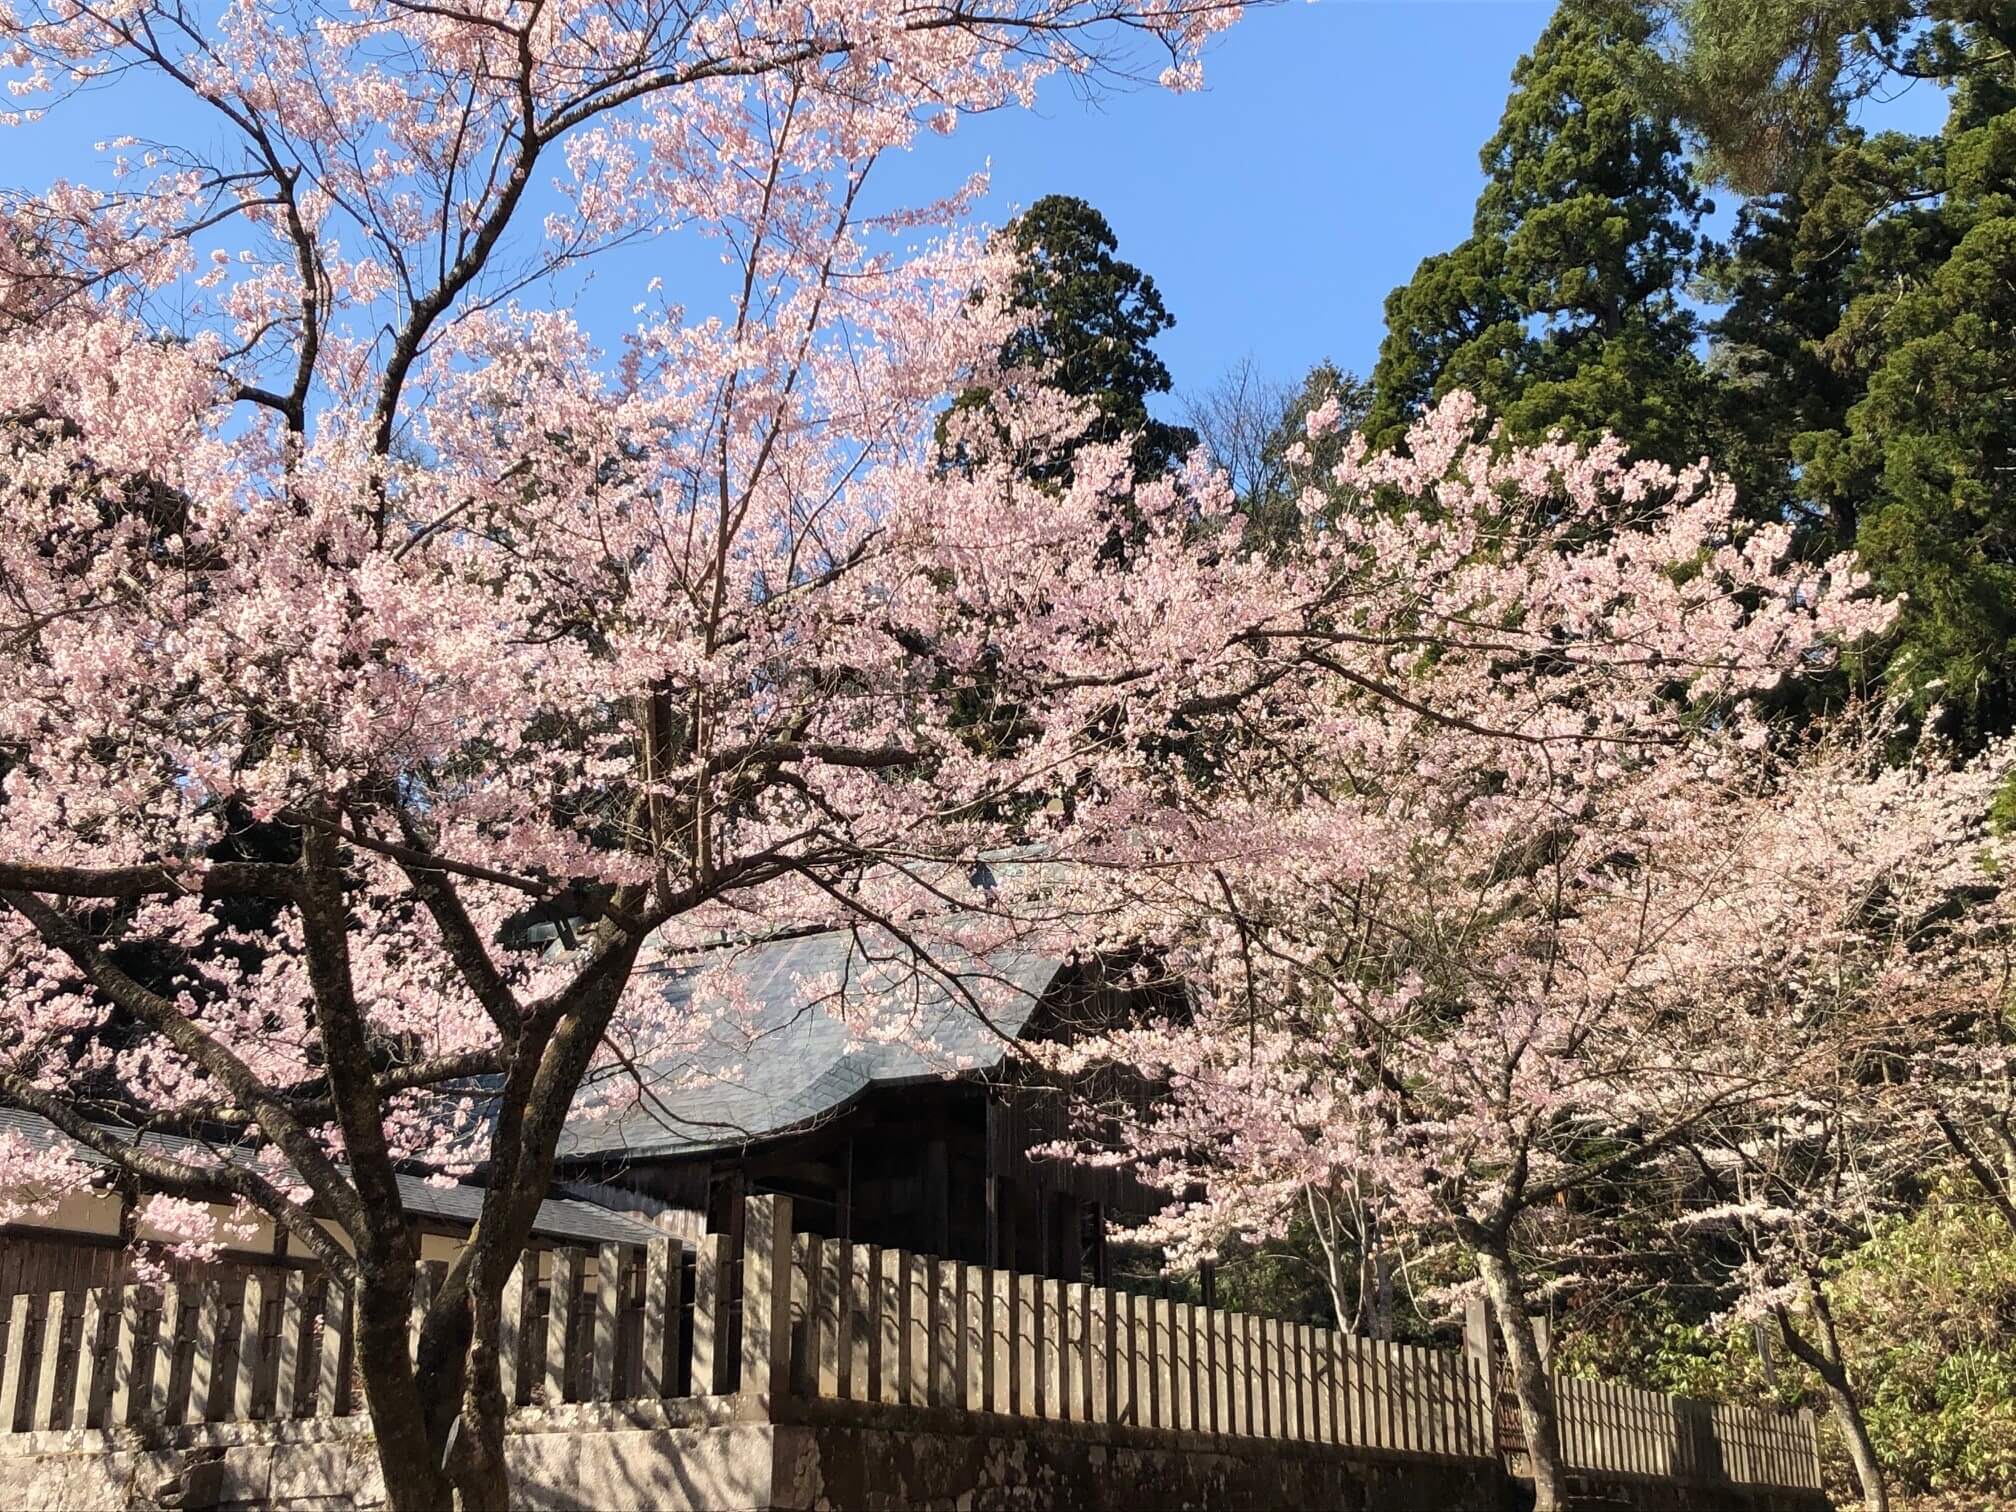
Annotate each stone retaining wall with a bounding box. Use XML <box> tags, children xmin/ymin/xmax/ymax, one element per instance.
<box><xmin>0</xmin><ymin>1394</ymin><xmax>1834</xmax><ymax>1511</ymax></box>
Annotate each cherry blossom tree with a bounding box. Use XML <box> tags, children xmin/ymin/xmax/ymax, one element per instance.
<box><xmin>1658</xmin><ymin>716</ymin><xmax>2014</xmax><ymax>1512</ymax></box>
<box><xmin>0</xmin><ymin>6</ymin><xmax>1927</xmax><ymax>1512</ymax></box>
<box><xmin>0</xmin><ymin>0</ymin><xmax>1270</xmax><ymax>1502</ymax></box>
<box><xmin>1039</xmin><ymin>400</ymin><xmax>1904</xmax><ymax>1512</ymax></box>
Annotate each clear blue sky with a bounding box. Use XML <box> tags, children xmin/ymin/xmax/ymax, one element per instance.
<box><xmin>11</xmin><ymin>1</ymin><xmax>1953</xmax><ymax>410</ymax></box>
<box><xmin>883</xmin><ymin>1</ymin><xmax>1558</xmax><ymax>400</ymax></box>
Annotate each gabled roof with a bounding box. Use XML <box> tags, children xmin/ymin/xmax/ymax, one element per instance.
<box><xmin>0</xmin><ymin>1107</ymin><xmax>664</xmax><ymax>1249</ymax></box>
<box><xmin>556</xmin><ymin>924</ymin><xmax>1064</xmax><ymax>1163</ymax></box>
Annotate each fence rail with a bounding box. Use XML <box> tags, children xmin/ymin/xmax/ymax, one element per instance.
<box><xmin>0</xmin><ymin>1193</ymin><xmax>1818</xmax><ymax>1494</ymax></box>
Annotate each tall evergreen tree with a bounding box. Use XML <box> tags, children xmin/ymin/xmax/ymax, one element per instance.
<box><xmin>1677</xmin><ymin>0</ymin><xmax>2016</xmax><ymax>734</ymax></box>
<box><xmin>999</xmin><ymin>194</ymin><xmax>1198</xmax><ymax>481</ymax></box>
<box><xmin>1365</xmin><ymin>0</ymin><xmax>1711</xmax><ymax>470</ymax></box>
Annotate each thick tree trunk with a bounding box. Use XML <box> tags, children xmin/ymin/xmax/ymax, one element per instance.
<box><xmin>447</xmin><ymin>1271</ymin><xmax>515</xmax><ymax>1512</ymax></box>
<box><xmin>1774</xmin><ymin>1291</ymin><xmax>1888</xmax><ymax>1512</ymax></box>
<box><xmin>1476</xmin><ymin>1244</ymin><xmax>1568</xmax><ymax>1512</ymax></box>
<box><xmin>351</xmin><ymin>1269</ymin><xmax>457</xmax><ymax>1512</ymax></box>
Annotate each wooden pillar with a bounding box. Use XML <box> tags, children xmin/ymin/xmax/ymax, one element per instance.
<box><xmin>846</xmin><ymin>1243</ymin><xmax>875</xmax><ymax>1402</ymax></box>
<box><xmin>691</xmin><ymin>1233</ymin><xmax>728</xmax><ymax>1396</ymax></box>
<box><xmin>314</xmin><ymin>1280</ymin><xmax>348</xmax><ymax>1417</ymax></box>
<box><xmin>29</xmin><ymin>1291</ymin><xmax>65</xmax><ymax>1431</ymax></box>
<box><xmin>235</xmin><ymin>1275</ymin><xmax>269</xmax><ymax>1422</ymax></box>
<box><xmin>986</xmin><ymin>1265</ymin><xmax>1012</xmax><ymax>1415</ymax></box>
<box><xmin>592</xmin><ymin>1245</ymin><xmax>623</xmax><ymax>1400</ymax></box>
<box><xmin>1463</xmin><ymin>1293</ymin><xmax>1497</xmax><ymax>1454</ymax></box>
<box><xmin>274</xmin><ymin>1273</ymin><xmax>307</xmax><ymax>1420</ymax></box>
<box><xmin>544</xmin><ymin>1247</ymin><xmax>580</xmax><ymax>1406</ymax></box>
<box><xmin>641</xmin><ymin>1237</ymin><xmax>675</xmax><ymax>1398</ymax></box>
<box><xmin>739</xmin><ymin>1193</ymin><xmax>794</xmax><ymax>1399</ymax></box>
<box><xmin>499</xmin><ymin>1253</ymin><xmax>531</xmax><ymax>1407</ymax></box>
<box><xmin>71</xmin><ymin>1289</ymin><xmax>107</xmax><ymax>1431</ymax></box>
<box><xmin>182</xmin><ymin>1286</ymin><xmax>221</xmax><ymax>1424</ymax></box>
<box><xmin>109</xmin><ymin>1287</ymin><xmax>146</xmax><ymax>1427</ymax></box>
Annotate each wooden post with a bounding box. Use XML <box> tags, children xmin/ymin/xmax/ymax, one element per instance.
<box><xmin>1014</xmin><ymin>1273</ymin><xmax>1038</xmax><ymax>1417</ymax></box>
<box><xmin>71</xmin><ymin>1289</ymin><xmax>106</xmax><ymax>1431</ymax></box>
<box><xmin>986</xmin><ymin>1265</ymin><xmax>1012</xmax><ymax>1416</ymax></box>
<box><xmin>1063</xmin><ymin>1281</ymin><xmax>1087</xmax><ymax>1420</ymax></box>
<box><xmin>499</xmin><ymin>1253</ymin><xmax>530</xmax><ymax>1406</ymax></box>
<box><xmin>1112</xmin><ymin>1292</ymin><xmax>1138</xmax><ymax>1427</ymax></box>
<box><xmin>149</xmin><ymin>1284</ymin><xmax>182</xmax><ymax>1424</ymax></box>
<box><xmin>1038</xmin><ymin>1277</ymin><xmax>1064</xmax><ymax>1420</ymax></box>
<box><xmin>274</xmin><ymin>1273</ymin><xmax>307</xmax><ymax>1420</ymax></box>
<box><xmin>1084</xmin><ymin>1284</ymin><xmax>1107</xmax><ymax>1424</ymax></box>
<box><xmin>592</xmin><ymin>1245</ymin><xmax>622</xmax><ymax>1400</ymax></box>
<box><xmin>816</xmin><ymin>1240</ymin><xmax>845</xmax><ymax>1399</ymax></box>
<box><xmin>691</xmin><ymin>1233</ymin><xmax>727</xmax><ymax>1396</ymax></box>
<box><xmin>30</xmin><ymin>1291</ymin><xmax>66</xmax><ymax>1431</ymax></box>
<box><xmin>1225</xmin><ymin>1314</ymin><xmax>1241</xmax><ymax>1443</ymax></box>
<box><xmin>544</xmin><ymin>1247</ymin><xmax>580</xmax><ymax>1405</ymax></box>
<box><xmin>905</xmin><ymin>1255</ymin><xmax>932</xmax><ymax>1407</ymax></box>
<box><xmin>1213</xmin><ymin>1310</ymin><xmax>1233</xmax><ymax>1436</ymax></box>
<box><xmin>182</xmin><ymin>1285</ymin><xmax>221</xmax><ymax>1424</ymax></box>
<box><xmin>235</xmin><ymin>1275</ymin><xmax>268</xmax><ymax>1422</ymax></box>
<box><xmin>1176</xmin><ymin>1300</ymin><xmax>1195</xmax><ymax>1432</ymax></box>
<box><xmin>110</xmin><ymin>1287</ymin><xmax>146</xmax><ymax>1427</ymax></box>
<box><xmin>0</xmin><ymin>1293</ymin><xmax>32</xmax><ymax>1433</ymax></box>
<box><xmin>641</xmin><ymin>1237</ymin><xmax>675</xmax><ymax>1398</ymax></box>
<box><xmin>960</xmin><ymin>1264</ymin><xmax>987</xmax><ymax>1412</ymax></box>
<box><xmin>875</xmin><ymin>1248</ymin><xmax>903</xmax><ymax>1404</ymax></box>
<box><xmin>929</xmin><ymin>1258</ymin><xmax>958</xmax><ymax>1408</ymax></box>
<box><xmin>846</xmin><ymin>1243</ymin><xmax>875</xmax><ymax>1402</ymax></box>
<box><xmin>1332</xmin><ymin>1332</ymin><xmax>1352</xmax><ymax>1447</ymax></box>
<box><xmin>739</xmin><ymin>1193</ymin><xmax>794</xmax><ymax>1400</ymax></box>
<box><xmin>314</xmin><ymin>1279</ymin><xmax>348</xmax><ymax>1417</ymax></box>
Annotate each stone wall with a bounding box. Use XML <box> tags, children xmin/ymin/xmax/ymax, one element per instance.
<box><xmin>0</xmin><ymin>1395</ymin><xmax>1833</xmax><ymax>1511</ymax></box>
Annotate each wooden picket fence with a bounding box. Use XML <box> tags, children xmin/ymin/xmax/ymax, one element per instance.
<box><xmin>0</xmin><ymin>1193</ymin><xmax>1819</xmax><ymax>1496</ymax></box>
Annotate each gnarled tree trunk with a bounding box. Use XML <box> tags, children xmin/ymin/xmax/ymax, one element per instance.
<box><xmin>1774</xmin><ymin>1286</ymin><xmax>1888</xmax><ymax>1512</ymax></box>
<box><xmin>1476</xmin><ymin>1242</ymin><xmax>1567</xmax><ymax>1512</ymax></box>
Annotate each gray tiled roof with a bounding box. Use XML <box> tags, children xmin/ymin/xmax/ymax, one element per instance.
<box><xmin>556</xmin><ymin>924</ymin><xmax>1063</xmax><ymax>1162</ymax></box>
<box><xmin>0</xmin><ymin>1107</ymin><xmax>662</xmax><ymax>1248</ymax></box>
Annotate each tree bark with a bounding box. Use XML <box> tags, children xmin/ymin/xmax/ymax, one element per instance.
<box><xmin>1774</xmin><ymin>1289</ymin><xmax>1888</xmax><ymax>1512</ymax></box>
<box><xmin>1476</xmin><ymin>1243</ymin><xmax>1568</xmax><ymax>1512</ymax></box>
<box><xmin>350</xmin><ymin>1270</ymin><xmax>457</xmax><ymax>1512</ymax></box>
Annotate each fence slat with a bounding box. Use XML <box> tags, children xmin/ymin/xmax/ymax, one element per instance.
<box><xmin>904</xmin><ymin>1254</ymin><xmax>930</xmax><ymax>1408</ymax></box>
<box><xmin>314</xmin><ymin>1280</ymin><xmax>348</xmax><ymax>1417</ymax></box>
<box><xmin>71</xmin><ymin>1289</ymin><xmax>106</xmax><ymax>1431</ymax></box>
<box><xmin>1035</xmin><ymin>1278</ymin><xmax>1061</xmax><ymax>1421</ymax></box>
<box><xmin>235</xmin><ymin>1275</ymin><xmax>268</xmax><ymax>1423</ymax></box>
<box><xmin>182</xmin><ymin>1285</ymin><xmax>220</xmax><ymax>1424</ymax></box>
<box><xmin>1115</xmin><ymin>1292</ymin><xmax>1141</xmax><ymax>1427</ymax></box>
<box><xmin>1212</xmin><ymin>1311</ymin><xmax>1233</xmax><ymax>1435</ymax></box>
<box><xmin>740</xmin><ymin>1195</ymin><xmax>794</xmax><ymax>1401</ymax></box>
<box><xmin>986</xmin><ymin>1266</ymin><xmax>1011</xmax><ymax>1416</ymax></box>
<box><xmin>815</xmin><ymin>1240</ymin><xmax>845</xmax><ymax>1400</ymax></box>
<box><xmin>273</xmin><ymin>1273</ymin><xmax>307</xmax><ymax>1420</ymax></box>
<box><xmin>691</xmin><ymin>1233</ymin><xmax>726</xmax><ymax>1397</ymax></box>
<box><xmin>961</xmin><ymin>1264</ymin><xmax>987</xmax><ymax>1413</ymax></box>
<box><xmin>1085</xmin><ymin>1284</ymin><xmax>1107</xmax><ymax>1424</ymax></box>
<box><xmin>31</xmin><ymin>1291</ymin><xmax>66</xmax><ymax>1431</ymax></box>
<box><xmin>1</xmin><ymin>1293</ymin><xmax>32</xmax><ymax>1433</ymax></box>
<box><xmin>848</xmin><ymin>1244</ymin><xmax>876</xmax><ymax>1403</ymax></box>
<box><xmin>499</xmin><ymin>1255</ymin><xmax>530</xmax><ymax>1407</ymax></box>
<box><xmin>150</xmin><ymin>1284</ymin><xmax>182</xmax><ymax>1424</ymax></box>
<box><xmin>592</xmin><ymin>1245</ymin><xmax>622</xmax><ymax>1401</ymax></box>
<box><xmin>877</xmin><ymin>1249</ymin><xmax>904</xmax><ymax>1405</ymax></box>
<box><xmin>930</xmin><ymin>1260</ymin><xmax>957</xmax><ymax>1409</ymax></box>
<box><xmin>544</xmin><ymin>1248</ymin><xmax>579</xmax><ymax>1406</ymax></box>
<box><xmin>1168</xmin><ymin>1302</ymin><xmax>1191</xmax><ymax>1432</ymax></box>
<box><xmin>641</xmin><ymin>1237</ymin><xmax>674</xmax><ymax>1399</ymax></box>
